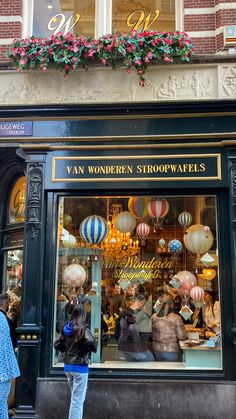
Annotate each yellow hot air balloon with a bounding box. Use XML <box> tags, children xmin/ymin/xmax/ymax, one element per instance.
<box><xmin>184</xmin><ymin>224</ymin><xmax>213</xmax><ymax>255</ymax></box>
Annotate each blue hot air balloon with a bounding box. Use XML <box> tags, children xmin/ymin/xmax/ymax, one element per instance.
<box><xmin>80</xmin><ymin>215</ymin><xmax>108</xmax><ymax>245</ymax></box>
<box><xmin>168</xmin><ymin>239</ymin><xmax>182</xmax><ymax>254</ymax></box>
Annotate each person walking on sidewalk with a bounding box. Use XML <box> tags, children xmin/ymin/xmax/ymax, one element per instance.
<box><xmin>63</xmin><ymin>303</ymin><xmax>97</xmax><ymax>419</ymax></box>
<box><xmin>0</xmin><ymin>310</ymin><xmax>20</xmax><ymax>419</ymax></box>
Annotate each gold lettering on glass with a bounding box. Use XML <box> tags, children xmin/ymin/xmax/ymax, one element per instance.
<box><xmin>126</xmin><ymin>9</ymin><xmax>160</xmax><ymax>31</ymax></box>
<box><xmin>48</xmin><ymin>13</ymin><xmax>81</xmax><ymax>36</ymax></box>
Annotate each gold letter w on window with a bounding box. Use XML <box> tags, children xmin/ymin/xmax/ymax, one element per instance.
<box><xmin>126</xmin><ymin>9</ymin><xmax>160</xmax><ymax>32</ymax></box>
<box><xmin>48</xmin><ymin>13</ymin><xmax>81</xmax><ymax>36</ymax></box>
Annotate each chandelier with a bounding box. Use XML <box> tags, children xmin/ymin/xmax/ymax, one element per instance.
<box><xmin>100</xmin><ymin>203</ymin><xmax>140</xmax><ymax>260</ymax></box>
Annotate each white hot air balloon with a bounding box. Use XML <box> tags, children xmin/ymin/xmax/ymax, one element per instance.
<box><xmin>115</xmin><ymin>211</ymin><xmax>136</xmax><ymax>233</ymax></box>
<box><xmin>184</xmin><ymin>224</ymin><xmax>213</xmax><ymax>255</ymax></box>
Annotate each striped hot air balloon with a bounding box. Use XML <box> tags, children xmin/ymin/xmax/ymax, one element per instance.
<box><xmin>128</xmin><ymin>197</ymin><xmax>148</xmax><ymax>219</ymax></box>
<box><xmin>190</xmin><ymin>286</ymin><xmax>204</xmax><ymax>302</ymax></box>
<box><xmin>80</xmin><ymin>215</ymin><xmax>108</xmax><ymax>245</ymax></box>
<box><xmin>147</xmin><ymin>198</ymin><xmax>169</xmax><ymax>221</ymax></box>
<box><xmin>178</xmin><ymin>211</ymin><xmax>192</xmax><ymax>229</ymax></box>
<box><xmin>136</xmin><ymin>222</ymin><xmax>150</xmax><ymax>245</ymax></box>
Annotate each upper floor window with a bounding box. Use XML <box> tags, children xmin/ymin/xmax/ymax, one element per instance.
<box><xmin>30</xmin><ymin>0</ymin><xmax>178</xmax><ymax>39</ymax></box>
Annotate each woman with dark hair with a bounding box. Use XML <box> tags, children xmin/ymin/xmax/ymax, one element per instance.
<box><xmin>63</xmin><ymin>304</ymin><xmax>97</xmax><ymax>419</ymax></box>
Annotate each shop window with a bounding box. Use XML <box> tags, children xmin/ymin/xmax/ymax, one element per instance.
<box><xmin>8</xmin><ymin>176</ymin><xmax>26</xmax><ymax>225</ymax></box>
<box><xmin>112</xmin><ymin>0</ymin><xmax>176</xmax><ymax>34</ymax></box>
<box><xmin>28</xmin><ymin>0</ymin><xmax>179</xmax><ymax>39</ymax></box>
<box><xmin>1</xmin><ymin>249</ymin><xmax>23</xmax><ymax>329</ymax></box>
<box><xmin>32</xmin><ymin>0</ymin><xmax>95</xmax><ymax>38</ymax></box>
<box><xmin>53</xmin><ymin>195</ymin><xmax>222</xmax><ymax>370</ymax></box>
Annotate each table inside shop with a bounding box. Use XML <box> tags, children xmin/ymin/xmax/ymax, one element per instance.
<box><xmin>180</xmin><ymin>340</ymin><xmax>221</xmax><ymax>368</ymax></box>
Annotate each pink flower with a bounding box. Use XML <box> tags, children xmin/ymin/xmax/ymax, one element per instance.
<box><xmin>100</xmin><ymin>58</ymin><xmax>106</xmax><ymax>65</ymax></box>
<box><xmin>73</xmin><ymin>45</ymin><xmax>79</xmax><ymax>53</ymax></box>
<box><xmin>135</xmin><ymin>59</ymin><xmax>142</xmax><ymax>65</ymax></box>
<box><xmin>65</xmin><ymin>64</ymin><xmax>70</xmax><ymax>72</ymax></box>
<box><xmin>19</xmin><ymin>59</ymin><xmax>27</xmax><ymax>65</ymax></box>
<box><xmin>87</xmin><ymin>49</ymin><xmax>95</xmax><ymax>57</ymax></box>
<box><xmin>164</xmin><ymin>57</ymin><xmax>172</xmax><ymax>62</ymax></box>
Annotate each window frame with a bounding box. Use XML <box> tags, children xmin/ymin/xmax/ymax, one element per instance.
<box><xmin>23</xmin><ymin>0</ymin><xmax>183</xmax><ymax>39</ymax></box>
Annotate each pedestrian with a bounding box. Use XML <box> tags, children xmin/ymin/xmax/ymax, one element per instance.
<box><xmin>63</xmin><ymin>303</ymin><xmax>97</xmax><ymax>419</ymax></box>
<box><xmin>0</xmin><ymin>310</ymin><xmax>20</xmax><ymax>419</ymax></box>
<box><xmin>0</xmin><ymin>293</ymin><xmax>17</xmax><ymax>348</ymax></box>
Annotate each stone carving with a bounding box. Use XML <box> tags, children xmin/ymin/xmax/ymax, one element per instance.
<box><xmin>26</xmin><ymin>164</ymin><xmax>44</xmax><ymax>240</ymax></box>
<box><xmin>0</xmin><ymin>65</ymin><xmax>219</xmax><ymax>105</ymax></box>
<box><xmin>222</xmin><ymin>66</ymin><xmax>236</xmax><ymax>98</ymax></box>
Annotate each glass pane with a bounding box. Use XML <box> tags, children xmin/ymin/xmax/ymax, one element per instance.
<box><xmin>2</xmin><ymin>249</ymin><xmax>23</xmax><ymax>330</ymax></box>
<box><xmin>33</xmin><ymin>0</ymin><xmax>95</xmax><ymax>38</ymax></box>
<box><xmin>53</xmin><ymin>195</ymin><xmax>221</xmax><ymax>370</ymax></box>
<box><xmin>8</xmin><ymin>177</ymin><xmax>26</xmax><ymax>225</ymax></box>
<box><xmin>112</xmin><ymin>0</ymin><xmax>176</xmax><ymax>34</ymax></box>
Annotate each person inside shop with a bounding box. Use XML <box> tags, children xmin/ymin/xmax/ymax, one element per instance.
<box><xmin>152</xmin><ymin>290</ymin><xmax>186</xmax><ymax>362</ymax></box>
<box><xmin>63</xmin><ymin>303</ymin><xmax>97</xmax><ymax>419</ymax></box>
<box><xmin>108</xmin><ymin>283</ymin><xmax>126</xmax><ymax>317</ymax></box>
<box><xmin>0</xmin><ymin>308</ymin><xmax>20</xmax><ymax>419</ymax></box>
<box><xmin>0</xmin><ymin>293</ymin><xmax>17</xmax><ymax>348</ymax></box>
<box><xmin>202</xmin><ymin>291</ymin><xmax>220</xmax><ymax>334</ymax></box>
<box><xmin>117</xmin><ymin>287</ymin><xmax>155</xmax><ymax>362</ymax></box>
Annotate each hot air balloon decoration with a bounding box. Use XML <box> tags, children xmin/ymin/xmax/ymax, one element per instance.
<box><xmin>168</xmin><ymin>239</ymin><xmax>182</xmax><ymax>254</ymax></box>
<box><xmin>183</xmin><ymin>224</ymin><xmax>214</xmax><ymax>256</ymax></box>
<box><xmin>158</xmin><ymin>238</ymin><xmax>166</xmax><ymax>250</ymax></box>
<box><xmin>178</xmin><ymin>211</ymin><xmax>192</xmax><ymax>230</ymax></box>
<box><xmin>63</xmin><ymin>263</ymin><xmax>86</xmax><ymax>288</ymax></box>
<box><xmin>80</xmin><ymin>215</ymin><xmax>108</xmax><ymax>246</ymax></box>
<box><xmin>147</xmin><ymin>198</ymin><xmax>169</xmax><ymax>227</ymax></box>
<box><xmin>128</xmin><ymin>197</ymin><xmax>148</xmax><ymax>219</ymax></box>
<box><xmin>200</xmin><ymin>252</ymin><xmax>215</xmax><ymax>267</ymax></box>
<box><xmin>115</xmin><ymin>211</ymin><xmax>136</xmax><ymax>234</ymax></box>
<box><xmin>62</xmin><ymin>234</ymin><xmax>77</xmax><ymax>248</ymax></box>
<box><xmin>136</xmin><ymin>222</ymin><xmax>150</xmax><ymax>246</ymax></box>
<box><xmin>177</xmin><ymin>270</ymin><xmax>197</xmax><ymax>295</ymax></box>
<box><xmin>190</xmin><ymin>286</ymin><xmax>204</xmax><ymax>308</ymax></box>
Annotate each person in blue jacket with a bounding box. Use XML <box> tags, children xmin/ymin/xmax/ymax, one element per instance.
<box><xmin>0</xmin><ymin>310</ymin><xmax>20</xmax><ymax>419</ymax></box>
<box><xmin>63</xmin><ymin>303</ymin><xmax>97</xmax><ymax>419</ymax></box>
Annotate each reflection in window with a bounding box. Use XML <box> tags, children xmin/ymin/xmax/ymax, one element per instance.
<box><xmin>112</xmin><ymin>0</ymin><xmax>176</xmax><ymax>34</ymax></box>
<box><xmin>33</xmin><ymin>0</ymin><xmax>95</xmax><ymax>37</ymax></box>
<box><xmin>53</xmin><ymin>195</ymin><xmax>221</xmax><ymax>370</ymax></box>
<box><xmin>3</xmin><ymin>249</ymin><xmax>23</xmax><ymax>330</ymax></box>
<box><xmin>8</xmin><ymin>177</ymin><xmax>26</xmax><ymax>224</ymax></box>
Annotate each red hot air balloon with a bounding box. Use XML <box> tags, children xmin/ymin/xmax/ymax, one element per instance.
<box><xmin>147</xmin><ymin>198</ymin><xmax>169</xmax><ymax>225</ymax></box>
<box><xmin>136</xmin><ymin>222</ymin><xmax>150</xmax><ymax>245</ymax></box>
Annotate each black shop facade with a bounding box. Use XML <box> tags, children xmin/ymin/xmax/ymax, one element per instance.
<box><xmin>1</xmin><ymin>101</ymin><xmax>236</xmax><ymax>419</ymax></box>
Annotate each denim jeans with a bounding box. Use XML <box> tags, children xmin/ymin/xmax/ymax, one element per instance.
<box><xmin>66</xmin><ymin>372</ymin><xmax>88</xmax><ymax>419</ymax></box>
<box><xmin>154</xmin><ymin>351</ymin><xmax>179</xmax><ymax>362</ymax></box>
<box><xmin>123</xmin><ymin>350</ymin><xmax>155</xmax><ymax>362</ymax></box>
<box><xmin>0</xmin><ymin>380</ymin><xmax>11</xmax><ymax>419</ymax></box>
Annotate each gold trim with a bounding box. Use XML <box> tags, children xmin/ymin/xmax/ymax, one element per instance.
<box><xmin>1</xmin><ymin>111</ymin><xmax>236</xmax><ymax>122</ymax></box>
<box><xmin>21</xmin><ymin>141</ymin><xmax>224</xmax><ymax>150</ymax></box>
<box><xmin>52</xmin><ymin>153</ymin><xmax>221</xmax><ymax>183</ymax></box>
<box><xmin>4</xmin><ymin>131</ymin><xmax>236</xmax><ymax>143</ymax></box>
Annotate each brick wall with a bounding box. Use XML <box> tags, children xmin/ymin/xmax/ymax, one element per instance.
<box><xmin>0</xmin><ymin>0</ymin><xmax>22</xmax><ymax>63</ymax></box>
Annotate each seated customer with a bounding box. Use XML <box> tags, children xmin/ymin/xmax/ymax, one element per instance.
<box><xmin>152</xmin><ymin>292</ymin><xmax>186</xmax><ymax>362</ymax></box>
<box><xmin>117</xmin><ymin>289</ymin><xmax>154</xmax><ymax>362</ymax></box>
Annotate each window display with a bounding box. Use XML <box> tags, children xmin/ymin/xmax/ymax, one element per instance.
<box><xmin>53</xmin><ymin>195</ymin><xmax>221</xmax><ymax>370</ymax></box>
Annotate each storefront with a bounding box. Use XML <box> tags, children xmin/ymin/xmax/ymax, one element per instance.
<box><xmin>0</xmin><ymin>100</ymin><xmax>236</xmax><ymax>418</ymax></box>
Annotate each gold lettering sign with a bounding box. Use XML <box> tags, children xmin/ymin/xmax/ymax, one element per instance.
<box><xmin>48</xmin><ymin>13</ymin><xmax>81</xmax><ymax>36</ymax></box>
<box><xmin>52</xmin><ymin>154</ymin><xmax>221</xmax><ymax>182</ymax></box>
<box><xmin>126</xmin><ymin>9</ymin><xmax>160</xmax><ymax>31</ymax></box>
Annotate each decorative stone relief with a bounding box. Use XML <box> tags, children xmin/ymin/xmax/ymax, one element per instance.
<box><xmin>221</xmin><ymin>66</ymin><xmax>236</xmax><ymax>98</ymax></box>
<box><xmin>0</xmin><ymin>64</ymin><xmax>222</xmax><ymax>105</ymax></box>
<box><xmin>26</xmin><ymin>164</ymin><xmax>44</xmax><ymax>240</ymax></box>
